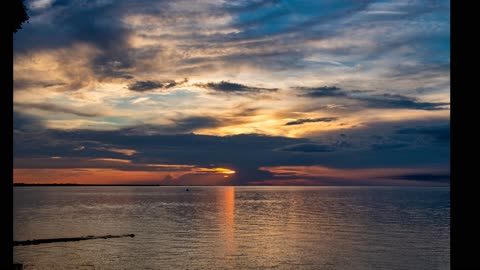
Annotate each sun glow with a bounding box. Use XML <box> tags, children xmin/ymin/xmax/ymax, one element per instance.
<box><xmin>196</xmin><ymin>167</ymin><xmax>236</xmax><ymax>174</ymax></box>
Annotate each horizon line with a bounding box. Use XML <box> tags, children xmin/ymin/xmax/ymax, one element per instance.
<box><xmin>13</xmin><ymin>183</ymin><xmax>449</xmax><ymax>187</ymax></box>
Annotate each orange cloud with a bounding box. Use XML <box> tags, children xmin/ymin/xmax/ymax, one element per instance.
<box><xmin>13</xmin><ymin>168</ymin><xmax>234</xmax><ymax>185</ymax></box>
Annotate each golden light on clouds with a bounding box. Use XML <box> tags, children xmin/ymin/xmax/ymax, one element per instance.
<box><xmin>89</xmin><ymin>158</ymin><xmax>131</xmax><ymax>163</ymax></box>
<box><xmin>196</xmin><ymin>167</ymin><xmax>236</xmax><ymax>174</ymax></box>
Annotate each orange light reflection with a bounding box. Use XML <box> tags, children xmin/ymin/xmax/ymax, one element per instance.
<box><xmin>219</xmin><ymin>187</ymin><xmax>235</xmax><ymax>256</ymax></box>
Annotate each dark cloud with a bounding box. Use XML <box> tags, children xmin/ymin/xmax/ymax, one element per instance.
<box><xmin>94</xmin><ymin>57</ymin><xmax>135</xmax><ymax>81</ymax></box>
<box><xmin>128</xmin><ymin>81</ymin><xmax>165</xmax><ymax>92</ymax></box>
<box><xmin>370</xmin><ymin>143</ymin><xmax>408</xmax><ymax>150</ymax></box>
<box><xmin>118</xmin><ymin>117</ymin><xmax>222</xmax><ymax>135</ymax></box>
<box><xmin>388</xmin><ymin>173</ymin><xmax>450</xmax><ymax>182</ymax></box>
<box><xmin>277</xmin><ymin>143</ymin><xmax>333</xmax><ymax>153</ymax></box>
<box><xmin>284</xmin><ymin>117</ymin><xmax>338</xmax><ymax>126</ymax></box>
<box><xmin>296</xmin><ymin>86</ymin><xmax>449</xmax><ymax>111</ymax></box>
<box><xmin>197</xmin><ymin>81</ymin><xmax>278</xmax><ymax>94</ymax></box>
<box><xmin>13</xmin><ymin>120</ymin><xmax>450</xmax><ymax>184</ymax></box>
<box><xmin>13</xmin><ymin>112</ymin><xmax>45</xmax><ymax>132</ymax></box>
<box><xmin>387</xmin><ymin>63</ymin><xmax>450</xmax><ymax>79</ymax></box>
<box><xmin>359</xmin><ymin>94</ymin><xmax>449</xmax><ymax>111</ymax></box>
<box><xmin>56</xmin><ymin>5</ymin><xmax>127</xmax><ymax>49</ymax></box>
<box><xmin>248</xmin><ymin>168</ymin><xmax>380</xmax><ymax>186</ymax></box>
<box><xmin>13</xmin><ymin>79</ymin><xmax>67</xmax><ymax>91</ymax></box>
<box><xmin>350</xmin><ymin>90</ymin><xmax>374</xmax><ymax>94</ymax></box>
<box><xmin>127</xmin><ymin>79</ymin><xmax>188</xmax><ymax>92</ymax></box>
<box><xmin>15</xmin><ymin>0</ymin><xmax>130</xmax><ymax>52</ymax></box>
<box><xmin>171</xmin><ymin>116</ymin><xmax>222</xmax><ymax>133</ymax></box>
<box><xmin>14</xmin><ymin>102</ymin><xmax>102</xmax><ymax>117</ymax></box>
<box><xmin>14</xmin><ymin>157</ymin><xmax>196</xmax><ymax>172</ymax></box>
<box><xmin>164</xmin><ymin>78</ymin><xmax>188</xmax><ymax>88</ymax></box>
<box><xmin>14</xmin><ymin>0</ymin><xmax>173</xmax><ymax>87</ymax></box>
<box><xmin>297</xmin><ymin>86</ymin><xmax>347</xmax><ymax>97</ymax></box>
<box><xmin>43</xmin><ymin>82</ymin><xmax>68</xmax><ymax>88</ymax></box>
<box><xmin>307</xmin><ymin>119</ymin><xmax>450</xmax><ymax>151</ymax></box>
<box><xmin>14</xmin><ymin>129</ymin><xmax>308</xmax><ymax>168</ymax></box>
<box><xmin>396</xmin><ymin>125</ymin><xmax>450</xmax><ymax>142</ymax></box>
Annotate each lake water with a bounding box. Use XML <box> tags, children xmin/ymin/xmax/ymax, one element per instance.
<box><xmin>14</xmin><ymin>186</ymin><xmax>450</xmax><ymax>270</ymax></box>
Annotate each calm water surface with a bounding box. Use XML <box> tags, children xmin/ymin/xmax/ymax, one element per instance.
<box><xmin>14</xmin><ymin>186</ymin><xmax>450</xmax><ymax>270</ymax></box>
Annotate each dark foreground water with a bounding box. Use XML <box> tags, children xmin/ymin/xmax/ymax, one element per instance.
<box><xmin>14</xmin><ymin>186</ymin><xmax>449</xmax><ymax>270</ymax></box>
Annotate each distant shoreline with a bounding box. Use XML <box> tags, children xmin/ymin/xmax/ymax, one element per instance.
<box><xmin>13</xmin><ymin>183</ymin><xmax>209</xmax><ymax>186</ymax></box>
<box><xmin>13</xmin><ymin>183</ymin><xmax>449</xmax><ymax>187</ymax></box>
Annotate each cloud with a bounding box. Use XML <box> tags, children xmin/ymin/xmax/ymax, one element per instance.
<box><xmin>232</xmin><ymin>107</ymin><xmax>261</xmax><ymax>117</ymax></box>
<box><xmin>14</xmin><ymin>120</ymin><xmax>448</xmax><ymax>164</ymax></box>
<box><xmin>14</xmin><ymin>0</ymin><xmax>449</xmax><ymax>85</ymax></box>
<box><xmin>296</xmin><ymin>86</ymin><xmax>372</xmax><ymax>98</ymax></box>
<box><xmin>396</xmin><ymin>125</ymin><xmax>450</xmax><ymax>142</ymax></box>
<box><xmin>386</xmin><ymin>63</ymin><xmax>450</xmax><ymax>79</ymax></box>
<box><xmin>164</xmin><ymin>78</ymin><xmax>188</xmax><ymax>88</ymax></box>
<box><xmin>297</xmin><ymin>86</ymin><xmax>347</xmax><ymax>98</ymax></box>
<box><xmin>284</xmin><ymin>117</ymin><xmax>338</xmax><ymax>126</ymax></box>
<box><xmin>13</xmin><ymin>79</ymin><xmax>67</xmax><ymax>91</ymax></box>
<box><xmin>370</xmin><ymin>142</ymin><xmax>408</xmax><ymax>150</ymax></box>
<box><xmin>14</xmin><ymin>102</ymin><xmax>103</xmax><ymax>117</ymax></box>
<box><xmin>387</xmin><ymin>173</ymin><xmax>450</xmax><ymax>182</ymax></box>
<box><xmin>171</xmin><ymin>116</ymin><xmax>223</xmax><ymax>133</ymax></box>
<box><xmin>127</xmin><ymin>79</ymin><xmax>188</xmax><ymax>92</ymax></box>
<box><xmin>93</xmin><ymin>147</ymin><xmax>138</xmax><ymax>156</ymax></box>
<box><xmin>131</xmin><ymin>97</ymin><xmax>150</xmax><ymax>104</ymax></box>
<box><xmin>296</xmin><ymin>86</ymin><xmax>449</xmax><ymax>111</ymax></box>
<box><xmin>196</xmin><ymin>81</ymin><xmax>278</xmax><ymax>94</ymax></box>
<box><xmin>127</xmin><ymin>80</ymin><xmax>165</xmax><ymax>92</ymax></box>
<box><xmin>225</xmin><ymin>0</ymin><xmax>281</xmax><ymax>13</ymax></box>
<box><xmin>116</xmin><ymin>116</ymin><xmax>229</xmax><ymax>135</ymax></box>
<box><xmin>277</xmin><ymin>143</ymin><xmax>333</xmax><ymax>153</ymax></box>
<box><xmin>13</xmin><ymin>112</ymin><xmax>45</xmax><ymax>131</ymax></box>
<box><xmin>305</xmin><ymin>119</ymin><xmax>450</xmax><ymax>151</ymax></box>
<box><xmin>13</xmin><ymin>120</ymin><xmax>450</xmax><ymax>185</ymax></box>
<box><xmin>359</xmin><ymin>94</ymin><xmax>449</xmax><ymax>111</ymax></box>
<box><xmin>14</xmin><ymin>156</ymin><xmax>196</xmax><ymax>172</ymax></box>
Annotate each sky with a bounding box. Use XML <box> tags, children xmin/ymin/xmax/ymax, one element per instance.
<box><xmin>13</xmin><ymin>0</ymin><xmax>450</xmax><ymax>185</ymax></box>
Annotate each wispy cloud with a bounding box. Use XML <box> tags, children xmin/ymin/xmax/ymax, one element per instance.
<box><xmin>277</xmin><ymin>143</ymin><xmax>333</xmax><ymax>153</ymax></box>
<box><xmin>196</xmin><ymin>81</ymin><xmax>278</xmax><ymax>94</ymax></box>
<box><xmin>284</xmin><ymin>117</ymin><xmax>338</xmax><ymax>126</ymax></box>
<box><xmin>296</xmin><ymin>86</ymin><xmax>449</xmax><ymax>111</ymax></box>
<box><xmin>128</xmin><ymin>81</ymin><xmax>165</xmax><ymax>92</ymax></box>
<box><xmin>358</xmin><ymin>94</ymin><xmax>449</xmax><ymax>110</ymax></box>
<box><xmin>396</xmin><ymin>125</ymin><xmax>450</xmax><ymax>142</ymax></box>
<box><xmin>297</xmin><ymin>86</ymin><xmax>347</xmax><ymax>98</ymax></box>
<box><xmin>128</xmin><ymin>79</ymin><xmax>188</xmax><ymax>92</ymax></box>
<box><xmin>14</xmin><ymin>102</ymin><xmax>103</xmax><ymax>117</ymax></box>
